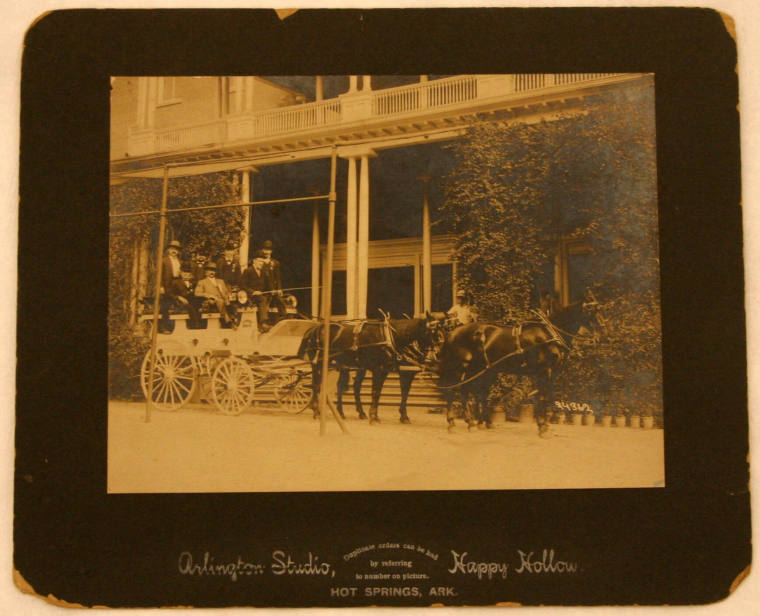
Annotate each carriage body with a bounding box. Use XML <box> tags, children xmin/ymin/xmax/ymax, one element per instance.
<box><xmin>140</xmin><ymin>308</ymin><xmax>315</xmax><ymax>416</ymax></box>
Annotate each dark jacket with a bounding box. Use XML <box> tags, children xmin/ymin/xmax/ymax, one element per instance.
<box><xmin>263</xmin><ymin>259</ymin><xmax>282</xmax><ymax>291</ymax></box>
<box><xmin>216</xmin><ymin>257</ymin><xmax>242</xmax><ymax>287</ymax></box>
<box><xmin>241</xmin><ymin>265</ymin><xmax>266</xmax><ymax>293</ymax></box>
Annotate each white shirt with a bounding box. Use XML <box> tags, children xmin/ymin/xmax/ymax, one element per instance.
<box><xmin>169</xmin><ymin>255</ymin><xmax>181</xmax><ymax>278</ymax></box>
<box><xmin>448</xmin><ymin>303</ymin><xmax>476</xmax><ymax>324</ymax></box>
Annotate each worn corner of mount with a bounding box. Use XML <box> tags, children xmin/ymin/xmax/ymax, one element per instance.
<box><xmin>716</xmin><ymin>10</ymin><xmax>737</xmax><ymax>45</ymax></box>
<box><xmin>729</xmin><ymin>564</ymin><xmax>751</xmax><ymax>595</ymax></box>
<box><xmin>13</xmin><ymin>568</ymin><xmax>104</xmax><ymax>608</ymax></box>
<box><xmin>275</xmin><ymin>9</ymin><xmax>300</xmax><ymax>21</ymax></box>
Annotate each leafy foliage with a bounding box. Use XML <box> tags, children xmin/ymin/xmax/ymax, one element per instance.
<box><xmin>441</xmin><ymin>85</ymin><xmax>663</xmax><ymax>416</ymax></box>
<box><xmin>108</xmin><ymin>172</ymin><xmax>243</xmax><ymax>399</ymax></box>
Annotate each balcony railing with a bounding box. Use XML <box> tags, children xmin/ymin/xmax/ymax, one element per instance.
<box><xmin>127</xmin><ymin>73</ymin><xmax>628</xmax><ymax>157</ymax></box>
<box><xmin>251</xmin><ymin>98</ymin><xmax>342</xmax><ymax>138</ymax></box>
<box><xmin>154</xmin><ymin>120</ymin><xmax>227</xmax><ymax>154</ymax></box>
<box><xmin>372</xmin><ymin>75</ymin><xmax>478</xmax><ymax>116</ymax></box>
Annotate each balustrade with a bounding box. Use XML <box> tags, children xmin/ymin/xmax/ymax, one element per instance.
<box><xmin>132</xmin><ymin>73</ymin><xmax>625</xmax><ymax>156</ymax></box>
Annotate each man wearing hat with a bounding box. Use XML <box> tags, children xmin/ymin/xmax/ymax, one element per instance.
<box><xmin>159</xmin><ymin>240</ymin><xmax>200</xmax><ymax>331</ymax></box>
<box><xmin>447</xmin><ymin>289</ymin><xmax>477</xmax><ymax>327</ymax></box>
<box><xmin>194</xmin><ymin>262</ymin><xmax>233</xmax><ymax>326</ymax></box>
<box><xmin>216</xmin><ymin>247</ymin><xmax>241</xmax><ymax>287</ymax></box>
<box><xmin>260</xmin><ymin>239</ymin><xmax>287</xmax><ymax>321</ymax></box>
<box><xmin>191</xmin><ymin>253</ymin><xmax>209</xmax><ymax>287</ymax></box>
<box><xmin>241</xmin><ymin>250</ymin><xmax>269</xmax><ymax>330</ymax></box>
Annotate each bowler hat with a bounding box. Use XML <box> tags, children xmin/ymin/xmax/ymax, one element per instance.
<box><xmin>262</xmin><ymin>240</ymin><xmax>273</xmax><ymax>249</ymax></box>
<box><xmin>166</xmin><ymin>240</ymin><xmax>182</xmax><ymax>251</ymax></box>
<box><xmin>456</xmin><ymin>290</ymin><xmax>466</xmax><ymax>298</ymax></box>
<box><xmin>204</xmin><ymin>262</ymin><xmax>217</xmax><ymax>271</ymax></box>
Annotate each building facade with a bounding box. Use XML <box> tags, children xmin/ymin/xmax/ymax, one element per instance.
<box><xmin>110</xmin><ymin>73</ymin><xmax>652</xmax><ymax>320</ymax></box>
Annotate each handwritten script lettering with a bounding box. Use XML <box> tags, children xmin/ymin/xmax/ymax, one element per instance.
<box><xmin>515</xmin><ymin>549</ymin><xmax>578</xmax><ymax>573</ymax></box>
<box><xmin>271</xmin><ymin>550</ymin><xmax>334</xmax><ymax>577</ymax></box>
<box><xmin>177</xmin><ymin>551</ymin><xmax>261</xmax><ymax>581</ymax></box>
<box><xmin>447</xmin><ymin>550</ymin><xmax>509</xmax><ymax>579</ymax></box>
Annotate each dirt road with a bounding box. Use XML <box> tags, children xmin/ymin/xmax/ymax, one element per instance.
<box><xmin>108</xmin><ymin>400</ymin><xmax>664</xmax><ymax>493</ymax></box>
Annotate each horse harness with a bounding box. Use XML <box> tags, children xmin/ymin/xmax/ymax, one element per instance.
<box><xmin>438</xmin><ymin>317</ymin><xmax>566</xmax><ymax>391</ymax></box>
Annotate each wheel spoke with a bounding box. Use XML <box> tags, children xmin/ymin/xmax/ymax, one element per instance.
<box><xmin>154</xmin><ymin>379</ymin><xmax>169</xmax><ymax>403</ymax></box>
<box><xmin>174</xmin><ymin>378</ymin><xmax>191</xmax><ymax>395</ymax></box>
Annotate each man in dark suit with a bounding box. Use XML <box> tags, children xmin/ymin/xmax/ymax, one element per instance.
<box><xmin>191</xmin><ymin>253</ymin><xmax>209</xmax><ymax>286</ymax></box>
<box><xmin>260</xmin><ymin>240</ymin><xmax>287</xmax><ymax>321</ymax></box>
<box><xmin>159</xmin><ymin>240</ymin><xmax>200</xmax><ymax>331</ymax></box>
<box><xmin>216</xmin><ymin>248</ymin><xmax>241</xmax><ymax>288</ymax></box>
<box><xmin>241</xmin><ymin>251</ymin><xmax>269</xmax><ymax>330</ymax></box>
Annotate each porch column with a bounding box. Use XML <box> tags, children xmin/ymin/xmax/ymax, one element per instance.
<box><xmin>315</xmin><ymin>76</ymin><xmax>324</xmax><ymax>101</ymax></box>
<box><xmin>136</xmin><ymin>77</ymin><xmax>148</xmax><ymax>128</ymax></box>
<box><xmin>357</xmin><ymin>153</ymin><xmax>373</xmax><ymax>318</ymax></box>
<box><xmin>418</xmin><ymin>174</ymin><xmax>433</xmax><ymax>314</ymax></box>
<box><xmin>146</xmin><ymin>77</ymin><xmax>158</xmax><ymax>128</ymax></box>
<box><xmin>311</xmin><ymin>202</ymin><xmax>320</xmax><ymax>318</ymax></box>
<box><xmin>238</xmin><ymin>169</ymin><xmax>256</xmax><ymax>269</ymax></box>
<box><xmin>137</xmin><ymin>235</ymin><xmax>150</xmax><ymax>299</ymax></box>
<box><xmin>345</xmin><ymin>156</ymin><xmax>358</xmax><ymax>318</ymax></box>
<box><xmin>348</xmin><ymin>76</ymin><xmax>358</xmax><ymax>92</ymax></box>
<box><xmin>129</xmin><ymin>237</ymin><xmax>140</xmax><ymax>325</ymax></box>
<box><xmin>361</xmin><ymin>75</ymin><xmax>372</xmax><ymax>91</ymax></box>
<box><xmin>244</xmin><ymin>76</ymin><xmax>255</xmax><ymax>111</ymax></box>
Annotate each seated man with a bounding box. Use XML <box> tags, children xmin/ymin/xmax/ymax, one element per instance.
<box><xmin>260</xmin><ymin>239</ymin><xmax>287</xmax><ymax>321</ymax></box>
<box><xmin>194</xmin><ymin>262</ymin><xmax>233</xmax><ymax>326</ymax></box>
<box><xmin>447</xmin><ymin>289</ymin><xmax>477</xmax><ymax>328</ymax></box>
<box><xmin>240</xmin><ymin>250</ymin><xmax>269</xmax><ymax>331</ymax></box>
<box><xmin>160</xmin><ymin>240</ymin><xmax>200</xmax><ymax>332</ymax></box>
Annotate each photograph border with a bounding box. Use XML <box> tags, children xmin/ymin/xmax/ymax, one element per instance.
<box><xmin>15</xmin><ymin>7</ymin><xmax>749</xmax><ymax>608</ymax></box>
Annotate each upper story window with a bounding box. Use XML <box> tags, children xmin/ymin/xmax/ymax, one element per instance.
<box><xmin>157</xmin><ymin>77</ymin><xmax>182</xmax><ymax>106</ymax></box>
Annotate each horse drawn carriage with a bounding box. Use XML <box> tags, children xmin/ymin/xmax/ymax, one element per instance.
<box><xmin>139</xmin><ymin>306</ymin><xmax>315</xmax><ymax>416</ymax></box>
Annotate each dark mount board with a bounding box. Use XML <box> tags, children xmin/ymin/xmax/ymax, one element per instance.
<box><xmin>16</xmin><ymin>8</ymin><xmax>748</xmax><ymax>607</ymax></box>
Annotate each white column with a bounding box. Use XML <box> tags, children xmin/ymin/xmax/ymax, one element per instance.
<box><xmin>362</xmin><ymin>75</ymin><xmax>372</xmax><ymax>91</ymax></box>
<box><xmin>239</xmin><ymin>171</ymin><xmax>251</xmax><ymax>268</ymax></box>
<box><xmin>451</xmin><ymin>260</ymin><xmax>458</xmax><ymax>306</ymax></box>
<box><xmin>146</xmin><ymin>77</ymin><xmax>158</xmax><ymax>127</ymax></box>
<box><xmin>315</xmin><ymin>76</ymin><xmax>324</xmax><ymax>101</ymax></box>
<box><xmin>345</xmin><ymin>157</ymin><xmax>358</xmax><ymax>318</ymax></box>
<box><xmin>312</xmin><ymin>203</ymin><xmax>320</xmax><ymax>318</ymax></box>
<box><xmin>244</xmin><ymin>77</ymin><xmax>254</xmax><ymax>112</ymax></box>
<box><xmin>357</xmin><ymin>154</ymin><xmax>371</xmax><ymax>318</ymax></box>
<box><xmin>129</xmin><ymin>237</ymin><xmax>140</xmax><ymax>325</ymax></box>
<box><xmin>137</xmin><ymin>235</ymin><xmax>150</xmax><ymax>298</ymax></box>
<box><xmin>136</xmin><ymin>77</ymin><xmax>148</xmax><ymax>128</ymax></box>
<box><xmin>414</xmin><ymin>253</ymin><xmax>422</xmax><ymax>317</ymax></box>
<box><xmin>419</xmin><ymin>174</ymin><xmax>432</xmax><ymax>314</ymax></box>
<box><xmin>348</xmin><ymin>76</ymin><xmax>358</xmax><ymax>92</ymax></box>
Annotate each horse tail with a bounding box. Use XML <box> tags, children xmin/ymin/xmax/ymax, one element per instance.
<box><xmin>297</xmin><ymin>324</ymin><xmax>321</xmax><ymax>361</ymax></box>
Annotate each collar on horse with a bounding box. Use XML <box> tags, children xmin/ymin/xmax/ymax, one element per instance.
<box><xmin>529</xmin><ymin>309</ymin><xmax>571</xmax><ymax>351</ymax></box>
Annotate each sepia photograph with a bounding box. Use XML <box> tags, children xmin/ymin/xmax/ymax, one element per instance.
<box><xmin>108</xmin><ymin>73</ymin><xmax>664</xmax><ymax>493</ymax></box>
<box><xmin>14</xmin><ymin>7</ymin><xmax>750</xmax><ymax>609</ymax></box>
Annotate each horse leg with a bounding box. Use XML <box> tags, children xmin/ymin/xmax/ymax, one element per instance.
<box><xmin>535</xmin><ymin>367</ymin><xmax>553</xmax><ymax>437</ymax></box>
<box><xmin>444</xmin><ymin>389</ymin><xmax>457</xmax><ymax>432</ymax></box>
<box><xmin>368</xmin><ymin>368</ymin><xmax>389</xmax><ymax>425</ymax></box>
<box><xmin>310</xmin><ymin>360</ymin><xmax>322</xmax><ymax>419</ymax></box>
<box><xmin>463</xmin><ymin>388</ymin><xmax>478</xmax><ymax>430</ymax></box>
<box><xmin>398</xmin><ymin>370</ymin><xmax>414</xmax><ymax>424</ymax></box>
<box><xmin>478</xmin><ymin>374</ymin><xmax>496</xmax><ymax>429</ymax></box>
<box><xmin>335</xmin><ymin>368</ymin><xmax>349</xmax><ymax>419</ymax></box>
<box><xmin>353</xmin><ymin>369</ymin><xmax>367</xmax><ymax>419</ymax></box>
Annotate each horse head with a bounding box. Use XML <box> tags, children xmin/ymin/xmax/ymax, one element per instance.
<box><xmin>422</xmin><ymin>311</ymin><xmax>447</xmax><ymax>361</ymax></box>
<box><xmin>550</xmin><ymin>301</ymin><xmax>602</xmax><ymax>348</ymax></box>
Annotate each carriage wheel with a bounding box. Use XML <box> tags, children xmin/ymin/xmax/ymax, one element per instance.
<box><xmin>140</xmin><ymin>350</ymin><xmax>197</xmax><ymax>411</ymax></box>
<box><xmin>211</xmin><ymin>357</ymin><xmax>256</xmax><ymax>416</ymax></box>
<box><xmin>274</xmin><ymin>370</ymin><xmax>313</xmax><ymax>414</ymax></box>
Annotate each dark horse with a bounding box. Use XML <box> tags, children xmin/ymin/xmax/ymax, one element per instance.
<box><xmin>436</xmin><ymin>302</ymin><xmax>600</xmax><ymax>435</ymax></box>
<box><xmin>299</xmin><ymin>314</ymin><xmax>441</xmax><ymax>424</ymax></box>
